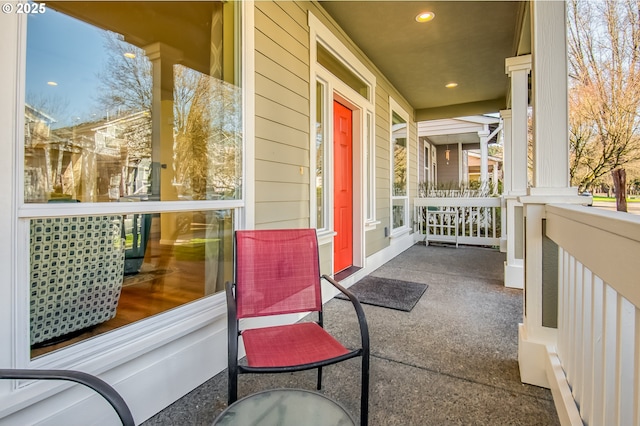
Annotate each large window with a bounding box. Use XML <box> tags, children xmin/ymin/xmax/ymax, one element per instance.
<box><xmin>391</xmin><ymin>103</ymin><xmax>409</xmax><ymax>232</ymax></box>
<box><xmin>25</xmin><ymin>3</ymin><xmax>241</xmax><ymax>203</ymax></box>
<box><xmin>23</xmin><ymin>1</ymin><xmax>242</xmax><ymax>358</ymax></box>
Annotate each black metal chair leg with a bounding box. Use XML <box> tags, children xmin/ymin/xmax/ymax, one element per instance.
<box><xmin>228</xmin><ymin>373</ymin><xmax>237</xmax><ymax>404</ymax></box>
<box><xmin>361</xmin><ymin>353</ymin><xmax>370</xmax><ymax>426</ymax></box>
<box><xmin>317</xmin><ymin>366</ymin><xmax>323</xmax><ymax>390</ymax></box>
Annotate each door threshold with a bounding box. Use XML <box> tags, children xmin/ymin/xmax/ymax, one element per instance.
<box><xmin>334</xmin><ymin>266</ymin><xmax>362</xmax><ymax>281</ymax></box>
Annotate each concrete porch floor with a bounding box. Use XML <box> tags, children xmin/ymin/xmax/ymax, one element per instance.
<box><xmin>143</xmin><ymin>244</ymin><xmax>560</xmax><ymax>425</ymax></box>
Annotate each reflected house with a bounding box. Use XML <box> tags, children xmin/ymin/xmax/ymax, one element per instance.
<box><xmin>1</xmin><ymin>1</ymin><xmax>637</xmax><ymax>425</ymax></box>
<box><xmin>89</xmin><ymin>111</ymin><xmax>152</xmax><ymax>201</ymax></box>
<box><xmin>24</xmin><ymin>107</ymin><xmax>152</xmax><ymax>203</ymax></box>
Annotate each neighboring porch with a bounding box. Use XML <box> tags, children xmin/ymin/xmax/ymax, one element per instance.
<box><xmin>142</xmin><ymin>244</ymin><xmax>559</xmax><ymax>425</ymax></box>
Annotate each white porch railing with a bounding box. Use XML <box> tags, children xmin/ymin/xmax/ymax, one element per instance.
<box><xmin>414</xmin><ymin>197</ymin><xmax>501</xmax><ymax>247</ymax></box>
<box><xmin>545</xmin><ymin>204</ymin><xmax>640</xmax><ymax>426</ymax></box>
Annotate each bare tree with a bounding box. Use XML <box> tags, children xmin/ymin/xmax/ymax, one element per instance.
<box><xmin>567</xmin><ymin>0</ymin><xmax>640</xmax><ymax>192</ymax></box>
<box><xmin>97</xmin><ymin>34</ymin><xmax>241</xmax><ymax>200</ymax></box>
<box><xmin>97</xmin><ymin>34</ymin><xmax>152</xmax><ymax>116</ymax></box>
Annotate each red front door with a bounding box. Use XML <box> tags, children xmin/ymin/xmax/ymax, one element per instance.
<box><xmin>333</xmin><ymin>101</ymin><xmax>353</xmax><ymax>273</ymax></box>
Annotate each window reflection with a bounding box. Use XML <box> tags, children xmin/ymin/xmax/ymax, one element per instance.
<box><xmin>30</xmin><ymin>209</ymin><xmax>235</xmax><ymax>358</ymax></box>
<box><xmin>392</xmin><ymin>111</ymin><xmax>408</xmax><ymax>230</ymax></box>
<box><xmin>392</xmin><ymin>112</ymin><xmax>407</xmax><ymax>197</ymax></box>
<box><xmin>24</xmin><ymin>1</ymin><xmax>243</xmax><ymax>358</ymax></box>
<box><xmin>24</xmin><ymin>2</ymin><xmax>241</xmax><ymax>203</ymax></box>
<box><xmin>316</xmin><ymin>81</ymin><xmax>325</xmax><ymax>229</ymax></box>
<box><xmin>392</xmin><ymin>199</ymin><xmax>405</xmax><ymax>229</ymax></box>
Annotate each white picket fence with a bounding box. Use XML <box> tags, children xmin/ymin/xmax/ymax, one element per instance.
<box><xmin>545</xmin><ymin>204</ymin><xmax>640</xmax><ymax>426</ymax></box>
<box><xmin>414</xmin><ymin>197</ymin><xmax>501</xmax><ymax>247</ymax></box>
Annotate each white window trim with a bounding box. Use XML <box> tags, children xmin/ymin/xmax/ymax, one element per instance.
<box><xmin>364</xmin><ymin>109</ymin><xmax>378</xmax><ymax>230</ymax></box>
<box><xmin>10</xmin><ymin>1</ymin><xmax>254</xmax><ymax>372</ymax></box>
<box><xmin>425</xmin><ymin>145</ymin><xmax>430</xmax><ymax>183</ymax></box>
<box><xmin>309</xmin><ymin>11</ymin><xmax>377</xmax><ymax>243</ymax></box>
<box><xmin>389</xmin><ymin>96</ymin><xmax>410</xmax><ymax>236</ymax></box>
<box><xmin>313</xmin><ymin>77</ymin><xmax>330</xmax><ymax>235</ymax></box>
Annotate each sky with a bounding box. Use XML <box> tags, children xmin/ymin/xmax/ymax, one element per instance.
<box><xmin>26</xmin><ymin>8</ymin><xmax>108</xmax><ymax>128</ymax></box>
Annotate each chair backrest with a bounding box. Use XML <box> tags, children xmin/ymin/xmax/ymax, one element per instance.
<box><xmin>235</xmin><ymin>229</ymin><xmax>322</xmax><ymax>319</ymax></box>
<box><xmin>30</xmin><ymin>215</ymin><xmax>125</xmax><ymax>344</ymax></box>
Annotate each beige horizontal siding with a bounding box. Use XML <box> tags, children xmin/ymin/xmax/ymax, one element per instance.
<box><xmin>255</xmin><ymin>95</ymin><xmax>309</xmax><ymax>134</ymax></box>
<box><xmin>255</xmin><ymin>217</ymin><xmax>309</xmax><ymax>230</ymax></box>
<box><xmin>255</xmin><ymin>201</ymin><xmax>310</xmax><ymax>224</ymax></box>
<box><xmin>255</xmin><ymin>181</ymin><xmax>309</xmax><ymax>203</ymax></box>
<box><xmin>256</xmin><ymin>73</ymin><xmax>308</xmax><ymax>114</ymax></box>
<box><xmin>255</xmin><ymin>138</ymin><xmax>309</xmax><ymax>167</ymax></box>
<box><xmin>255</xmin><ymin>159</ymin><xmax>309</xmax><ymax>185</ymax></box>
<box><xmin>255</xmin><ymin>117</ymin><xmax>309</xmax><ymax>150</ymax></box>
<box><xmin>255</xmin><ymin>52</ymin><xmax>308</xmax><ymax>99</ymax></box>
<box><xmin>254</xmin><ymin>1</ymin><xmax>312</xmax><ymax>231</ymax></box>
<box><xmin>255</xmin><ymin>2</ymin><xmax>309</xmax><ymax>54</ymax></box>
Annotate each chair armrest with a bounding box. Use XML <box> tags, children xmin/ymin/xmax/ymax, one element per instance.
<box><xmin>321</xmin><ymin>275</ymin><xmax>370</xmax><ymax>357</ymax></box>
<box><xmin>0</xmin><ymin>369</ymin><xmax>134</xmax><ymax>426</ymax></box>
<box><xmin>225</xmin><ymin>282</ymin><xmax>239</xmax><ymax>363</ymax></box>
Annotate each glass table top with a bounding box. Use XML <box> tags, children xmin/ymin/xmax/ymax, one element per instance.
<box><xmin>213</xmin><ymin>388</ymin><xmax>355</xmax><ymax>426</ymax></box>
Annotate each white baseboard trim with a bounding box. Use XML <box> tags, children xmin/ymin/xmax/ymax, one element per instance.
<box><xmin>1</xmin><ymin>323</ymin><xmax>228</xmax><ymax>425</ymax></box>
<box><xmin>545</xmin><ymin>346</ymin><xmax>582</xmax><ymax>426</ymax></box>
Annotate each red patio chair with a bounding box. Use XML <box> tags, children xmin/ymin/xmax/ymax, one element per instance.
<box><xmin>226</xmin><ymin>228</ymin><xmax>370</xmax><ymax>425</ymax></box>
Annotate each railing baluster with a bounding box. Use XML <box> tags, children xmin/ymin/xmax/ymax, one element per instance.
<box><xmin>618</xmin><ymin>296</ymin><xmax>635</xmax><ymax>425</ymax></box>
<box><xmin>591</xmin><ymin>276</ymin><xmax>605</xmax><ymax>425</ymax></box>
<box><xmin>634</xmin><ymin>307</ymin><xmax>640</xmax><ymax>426</ymax></box>
<box><xmin>580</xmin><ymin>268</ymin><xmax>594</xmax><ymax>425</ymax></box>
<box><xmin>603</xmin><ymin>284</ymin><xmax>618</xmax><ymax>426</ymax></box>
<box><xmin>566</xmin><ymin>255</ymin><xmax>576</xmax><ymax>386</ymax></box>
<box><xmin>573</xmin><ymin>261</ymin><xmax>584</xmax><ymax>406</ymax></box>
<box><xmin>492</xmin><ymin>207</ymin><xmax>496</xmax><ymax>238</ymax></box>
<box><xmin>557</xmin><ymin>249</ymin><xmax>566</xmax><ymax>361</ymax></box>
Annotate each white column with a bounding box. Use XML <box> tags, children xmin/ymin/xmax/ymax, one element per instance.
<box><xmin>505</xmin><ymin>55</ymin><xmax>531</xmax><ymax>195</ymax></box>
<box><xmin>529</xmin><ymin>0</ymin><xmax>572</xmax><ymax>194</ymax></box>
<box><xmin>478</xmin><ymin>129</ymin><xmax>489</xmax><ymax>192</ymax></box>
<box><xmin>502</xmin><ymin>55</ymin><xmax>530</xmax><ymax>291</ymax></box>
<box><xmin>518</xmin><ymin>0</ymin><xmax>580</xmax><ymax>389</ymax></box>
<box><xmin>458</xmin><ymin>142</ymin><xmax>465</xmax><ymax>185</ymax></box>
<box><xmin>500</xmin><ymin>110</ymin><xmax>512</xmax><ymax>193</ymax></box>
<box><xmin>492</xmin><ymin>165</ymin><xmax>498</xmax><ymax>195</ymax></box>
<box><xmin>499</xmin><ymin>110</ymin><xmax>511</xmax><ymax>254</ymax></box>
<box><xmin>145</xmin><ymin>43</ymin><xmax>182</xmax><ymax>244</ymax></box>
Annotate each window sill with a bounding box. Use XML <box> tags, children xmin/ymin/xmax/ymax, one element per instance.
<box><xmin>317</xmin><ymin>229</ymin><xmax>337</xmax><ymax>245</ymax></box>
<box><xmin>390</xmin><ymin>226</ymin><xmax>411</xmax><ymax>239</ymax></box>
<box><xmin>364</xmin><ymin>220</ymin><xmax>380</xmax><ymax>231</ymax></box>
<box><xmin>29</xmin><ymin>293</ymin><xmax>227</xmax><ymax>372</ymax></box>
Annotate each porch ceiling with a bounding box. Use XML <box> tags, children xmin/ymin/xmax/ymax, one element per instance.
<box><xmin>319</xmin><ymin>1</ymin><xmax>530</xmax><ymax>121</ymax></box>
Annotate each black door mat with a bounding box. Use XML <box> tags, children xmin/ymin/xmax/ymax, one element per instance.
<box><xmin>336</xmin><ymin>276</ymin><xmax>428</xmax><ymax>312</ymax></box>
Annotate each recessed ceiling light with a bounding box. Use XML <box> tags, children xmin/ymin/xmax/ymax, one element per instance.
<box><xmin>47</xmin><ymin>81</ymin><xmax>58</xmax><ymax>86</ymax></box>
<box><xmin>124</xmin><ymin>52</ymin><xmax>136</xmax><ymax>59</ymax></box>
<box><xmin>416</xmin><ymin>11</ymin><xmax>435</xmax><ymax>23</ymax></box>
<box><xmin>445</xmin><ymin>82</ymin><xmax>458</xmax><ymax>88</ymax></box>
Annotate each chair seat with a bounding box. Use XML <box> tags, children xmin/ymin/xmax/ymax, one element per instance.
<box><xmin>242</xmin><ymin>322</ymin><xmax>350</xmax><ymax>368</ymax></box>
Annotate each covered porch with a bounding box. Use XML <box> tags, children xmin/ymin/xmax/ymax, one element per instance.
<box><xmin>143</xmin><ymin>244</ymin><xmax>560</xmax><ymax>425</ymax></box>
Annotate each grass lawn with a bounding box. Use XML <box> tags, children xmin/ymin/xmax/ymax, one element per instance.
<box><xmin>592</xmin><ymin>196</ymin><xmax>640</xmax><ymax>203</ymax></box>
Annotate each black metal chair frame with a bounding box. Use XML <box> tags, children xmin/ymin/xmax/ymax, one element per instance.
<box><xmin>0</xmin><ymin>369</ymin><xmax>134</xmax><ymax>426</ymax></box>
<box><xmin>226</xmin><ymin>274</ymin><xmax>370</xmax><ymax>426</ymax></box>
